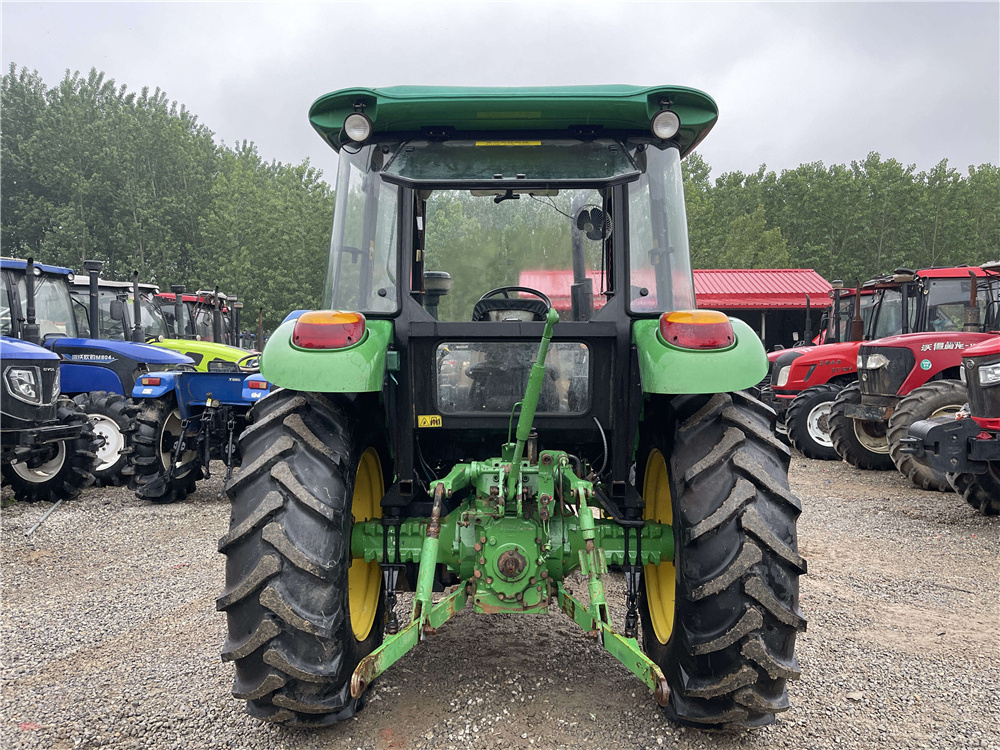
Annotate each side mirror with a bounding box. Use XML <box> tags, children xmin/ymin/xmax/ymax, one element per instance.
<box><xmin>109</xmin><ymin>300</ymin><xmax>126</xmax><ymax>322</ymax></box>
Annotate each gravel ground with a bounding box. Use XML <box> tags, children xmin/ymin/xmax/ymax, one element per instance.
<box><xmin>2</xmin><ymin>456</ymin><xmax>999</xmax><ymax>750</ymax></box>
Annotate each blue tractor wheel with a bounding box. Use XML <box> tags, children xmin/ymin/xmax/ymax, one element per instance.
<box><xmin>131</xmin><ymin>398</ymin><xmax>201</xmax><ymax>503</ymax></box>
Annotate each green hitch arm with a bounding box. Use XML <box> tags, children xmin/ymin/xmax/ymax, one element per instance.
<box><xmin>506</xmin><ymin>307</ymin><xmax>559</xmax><ymax>501</ymax></box>
<box><xmin>412</xmin><ymin>483</ymin><xmax>446</xmax><ymax>631</ymax></box>
<box><xmin>350</xmin><ymin>482</ymin><xmax>471</xmax><ymax>699</ymax></box>
<box><xmin>351</xmin><ymin>582</ymin><xmax>468</xmax><ymax>699</ymax></box>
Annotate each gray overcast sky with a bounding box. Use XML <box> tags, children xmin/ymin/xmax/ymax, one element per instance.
<box><xmin>2</xmin><ymin>1</ymin><xmax>998</xmax><ymax>182</ymax></box>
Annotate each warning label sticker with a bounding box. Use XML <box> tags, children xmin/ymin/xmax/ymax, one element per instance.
<box><xmin>417</xmin><ymin>415</ymin><xmax>443</xmax><ymax>428</ymax></box>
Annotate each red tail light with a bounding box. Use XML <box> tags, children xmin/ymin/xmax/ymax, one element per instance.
<box><xmin>659</xmin><ymin>310</ymin><xmax>735</xmax><ymax>350</ymax></box>
<box><xmin>141</xmin><ymin>377</ymin><xmax>161</xmax><ymax>386</ymax></box>
<box><xmin>247</xmin><ymin>380</ymin><xmax>268</xmax><ymax>390</ymax></box>
<box><xmin>292</xmin><ymin>311</ymin><xmax>366</xmax><ymax>350</ymax></box>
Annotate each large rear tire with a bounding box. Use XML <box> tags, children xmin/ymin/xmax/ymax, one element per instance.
<box><xmin>949</xmin><ymin>468</ymin><xmax>1000</xmax><ymax>515</ymax></box>
<box><xmin>2</xmin><ymin>398</ymin><xmax>99</xmax><ymax>503</ymax></box>
<box><xmin>785</xmin><ymin>383</ymin><xmax>843</xmax><ymax>460</ymax></box>
<box><xmin>637</xmin><ymin>391</ymin><xmax>806</xmax><ymax>729</ymax></box>
<box><xmin>887</xmin><ymin>380</ymin><xmax>967</xmax><ymax>491</ymax></box>
<box><xmin>218</xmin><ymin>389</ymin><xmax>386</xmax><ymax>727</ymax></box>
<box><xmin>131</xmin><ymin>398</ymin><xmax>200</xmax><ymax>504</ymax></box>
<box><xmin>829</xmin><ymin>383</ymin><xmax>894</xmax><ymax>470</ymax></box>
<box><xmin>73</xmin><ymin>391</ymin><xmax>135</xmax><ymax>486</ymax></box>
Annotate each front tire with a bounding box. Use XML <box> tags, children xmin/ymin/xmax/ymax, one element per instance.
<box><xmin>829</xmin><ymin>383</ymin><xmax>894</xmax><ymax>470</ymax></box>
<box><xmin>637</xmin><ymin>392</ymin><xmax>806</xmax><ymax>729</ymax></box>
<box><xmin>218</xmin><ymin>389</ymin><xmax>386</xmax><ymax>727</ymax></box>
<box><xmin>887</xmin><ymin>380</ymin><xmax>966</xmax><ymax>491</ymax></box>
<box><xmin>2</xmin><ymin>398</ymin><xmax>99</xmax><ymax>503</ymax></box>
<box><xmin>73</xmin><ymin>391</ymin><xmax>135</xmax><ymax>486</ymax></box>
<box><xmin>785</xmin><ymin>383</ymin><xmax>843</xmax><ymax>460</ymax></box>
<box><xmin>948</xmin><ymin>468</ymin><xmax>1000</xmax><ymax>515</ymax></box>
<box><xmin>131</xmin><ymin>398</ymin><xmax>201</xmax><ymax>503</ymax></box>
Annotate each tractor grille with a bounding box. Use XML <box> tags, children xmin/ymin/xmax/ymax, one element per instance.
<box><xmin>858</xmin><ymin>345</ymin><xmax>914</xmax><ymax>397</ymax></box>
<box><xmin>966</xmin><ymin>353</ymin><xmax>1000</xmax><ymax>419</ymax></box>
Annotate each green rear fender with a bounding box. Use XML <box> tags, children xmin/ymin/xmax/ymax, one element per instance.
<box><xmin>632</xmin><ymin>317</ymin><xmax>767</xmax><ymax>395</ymax></box>
<box><xmin>259</xmin><ymin>318</ymin><xmax>393</xmax><ymax>392</ymax></box>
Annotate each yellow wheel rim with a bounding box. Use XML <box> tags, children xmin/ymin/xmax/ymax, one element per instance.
<box><xmin>349</xmin><ymin>448</ymin><xmax>383</xmax><ymax>641</ymax></box>
<box><xmin>643</xmin><ymin>448</ymin><xmax>676</xmax><ymax>645</ymax></box>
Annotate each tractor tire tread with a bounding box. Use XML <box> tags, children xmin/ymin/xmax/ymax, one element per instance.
<box><xmin>129</xmin><ymin>398</ymin><xmax>201</xmax><ymax>504</ymax></box>
<box><xmin>639</xmin><ymin>392</ymin><xmax>804</xmax><ymax>729</ymax></box>
<box><xmin>829</xmin><ymin>383</ymin><xmax>895</xmax><ymax>470</ymax></box>
<box><xmin>221</xmin><ymin>616</ymin><xmax>281</xmax><ymax>662</ymax></box>
<box><xmin>2</xmin><ymin>398</ymin><xmax>99</xmax><ymax>503</ymax></box>
<box><xmin>220</xmin><ymin>388</ymin><xmax>384</xmax><ymax>727</ymax></box>
<box><xmin>948</xmin><ymin>471</ymin><xmax>1000</xmax><ymax>515</ymax></box>
<box><xmin>785</xmin><ymin>383</ymin><xmax>844</xmax><ymax>461</ymax></box>
<box><xmin>887</xmin><ymin>380</ymin><xmax>967</xmax><ymax>492</ymax></box>
<box><xmin>74</xmin><ymin>391</ymin><xmax>134</xmax><ymax>486</ymax></box>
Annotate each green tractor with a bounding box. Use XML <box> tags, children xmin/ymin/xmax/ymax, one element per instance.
<box><xmin>218</xmin><ymin>86</ymin><xmax>805</xmax><ymax>730</ymax></box>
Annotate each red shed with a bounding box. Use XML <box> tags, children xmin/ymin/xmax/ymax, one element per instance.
<box><xmin>693</xmin><ymin>269</ymin><xmax>831</xmax><ymax>309</ymax></box>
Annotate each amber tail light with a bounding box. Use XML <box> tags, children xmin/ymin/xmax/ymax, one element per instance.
<box><xmin>292</xmin><ymin>311</ymin><xmax>366</xmax><ymax>350</ymax></box>
<box><xmin>659</xmin><ymin>310</ymin><xmax>735</xmax><ymax>350</ymax></box>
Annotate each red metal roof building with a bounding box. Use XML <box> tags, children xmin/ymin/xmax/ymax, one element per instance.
<box><xmin>693</xmin><ymin>268</ymin><xmax>832</xmax><ymax>309</ymax></box>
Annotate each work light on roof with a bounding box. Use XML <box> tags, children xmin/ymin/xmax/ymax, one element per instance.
<box><xmin>651</xmin><ymin>110</ymin><xmax>680</xmax><ymax>140</ymax></box>
<box><xmin>344</xmin><ymin>113</ymin><xmax>373</xmax><ymax>144</ymax></box>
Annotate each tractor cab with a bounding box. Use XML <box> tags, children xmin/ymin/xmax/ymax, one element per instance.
<box><xmin>155</xmin><ymin>288</ymin><xmax>239</xmax><ymax>347</ymax></box>
<box><xmin>68</xmin><ymin>269</ymin><xmax>255</xmax><ymax>372</ymax></box>
<box><xmin>69</xmin><ymin>276</ymin><xmax>169</xmax><ymax>341</ymax></box>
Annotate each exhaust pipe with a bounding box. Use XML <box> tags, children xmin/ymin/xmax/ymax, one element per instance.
<box><xmin>232</xmin><ymin>300</ymin><xmax>243</xmax><ymax>348</ymax></box>
<box><xmin>131</xmin><ymin>271</ymin><xmax>144</xmax><ymax>342</ymax></box>
<box><xmin>171</xmin><ymin>285</ymin><xmax>187</xmax><ymax>339</ymax></box>
<box><xmin>83</xmin><ymin>259</ymin><xmax>104</xmax><ymax>340</ymax></box>
<box><xmin>848</xmin><ymin>278</ymin><xmax>864</xmax><ymax>342</ymax></box>
<box><xmin>212</xmin><ymin>287</ymin><xmax>223</xmax><ymax>344</ymax></box>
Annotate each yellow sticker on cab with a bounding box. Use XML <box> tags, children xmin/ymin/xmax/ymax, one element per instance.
<box><xmin>418</xmin><ymin>414</ymin><xmax>443</xmax><ymax>428</ymax></box>
<box><xmin>474</xmin><ymin>141</ymin><xmax>542</xmax><ymax>147</ymax></box>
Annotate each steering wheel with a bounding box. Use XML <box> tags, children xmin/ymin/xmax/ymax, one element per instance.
<box><xmin>238</xmin><ymin>352</ymin><xmax>261</xmax><ymax>371</ymax></box>
<box><xmin>472</xmin><ymin>286</ymin><xmax>552</xmax><ymax>322</ymax></box>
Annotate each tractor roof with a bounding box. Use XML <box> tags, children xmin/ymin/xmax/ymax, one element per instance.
<box><xmin>309</xmin><ymin>85</ymin><xmax>718</xmax><ymax>156</ymax></box>
<box><xmin>917</xmin><ymin>266</ymin><xmax>990</xmax><ymax>279</ymax></box>
<box><xmin>1</xmin><ymin>257</ymin><xmax>74</xmax><ymax>276</ymax></box>
<box><xmin>156</xmin><ymin>291</ymin><xmax>231</xmax><ymax>308</ymax></box>
<box><xmin>70</xmin><ymin>277</ymin><xmax>159</xmax><ymax>293</ymax></box>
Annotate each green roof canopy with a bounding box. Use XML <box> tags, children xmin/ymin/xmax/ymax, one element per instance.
<box><xmin>309</xmin><ymin>85</ymin><xmax>718</xmax><ymax>155</ymax></box>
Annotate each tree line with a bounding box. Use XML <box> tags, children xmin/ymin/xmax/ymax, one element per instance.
<box><xmin>683</xmin><ymin>151</ymin><xmax>999</xmax><ymax>284</ymax></box>
<box><xmin>3</xmin><ymin>64</ymin><xmax>998</xmax><ymax>330</ymax></box>
<box><xmin>1</xmin><ymin>65</ymin><xmax>332</xmax><ymax>331</ymax></box>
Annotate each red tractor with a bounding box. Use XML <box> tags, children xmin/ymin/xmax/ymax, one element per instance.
<box><xmin>830</xmin><ymin>265</ymin><xmax>1000</xmax><ymax>490</ymax></box>
<box><xmin>761</xmin><ymin>273</ymin><xmax>909</xmax><ymax>459</ymax></box>
<box><xmin>902</xmin><ymin>334</ymin><xmax>1000</xmax><ymax>514</ymax></box>
<box><xmin>154</xmin><ymin>286</ymin><xmax>241</xmax><ymax>346</ymax></box>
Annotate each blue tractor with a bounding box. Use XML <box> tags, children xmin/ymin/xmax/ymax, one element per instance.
<box><xmin>1</xmin><ymin>257</ymin><xmax>193</xmax><ymax>487</ymax></box>
<box><xmin>1</xmin><ymin>336</ymin><xmax>100</xmax><ymax>502</ymax></box>
<box><xmin>63</xmin><ymin>259</ymin><xmax>272</xmax><ymax>503</ymax></box>
<box><xmin>127</xmin><ymin>367</ymin><xmax>270</xmax><ymax>502</ymax></box>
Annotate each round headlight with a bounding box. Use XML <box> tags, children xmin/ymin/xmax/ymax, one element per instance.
<box><xmin>344</xmin><ymin>113</ymin><xmax>373</xmax><ymax>143</ymax></box>
<box><xmin>651</xmin><ymin>110</ymin><xmax>680</xmax><ymax>139</ymax></box>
